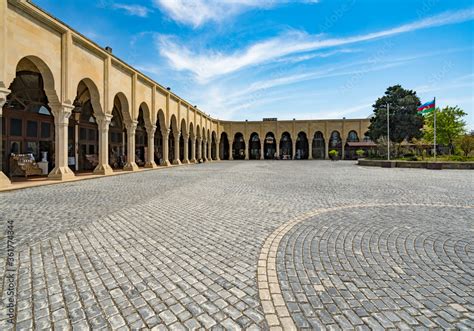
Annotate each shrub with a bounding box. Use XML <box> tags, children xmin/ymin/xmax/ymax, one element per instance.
<box><xmin>356</xmin><ymin>149</ymin><xmax>365</xmax><ymax>158</ymax></box>
<box><xmin>328</xmin><ymin>150</ymin><xmax>339</xmax><ymax>160</ymax></box>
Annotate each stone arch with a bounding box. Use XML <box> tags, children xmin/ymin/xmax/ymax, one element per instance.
<box><xmin>180</xmin><ymin>119</ymin><xmax>187</xmax><ymax>162</ymax></box>
<box><xmin>170</xmin><ymin>114</ymin><xmax>178</xmax><ymax>133</ymax></box>
<box><xmin>135</xmin><ymin>104</ymin><xmax>149</xmax><ymax>166</ymax></box>
<box><xmin>188</xmin><ymin>122</ymin><xmax>194</xmax><ymax>161</ymax></box>
<box><xmin>249</xmin><ymin>132</ymin><xmax>261</xmax><ymax>160</ymax></box>
<box><xmin>280</xmin><ymin>131</ymin><xmax>293</xmax><ymax>160</ymax></box>
<box><xmin>114</xmin><ymin>92</ymin><xmax>132</xmax><ymax>125</ymax></box>
<box><xmin>312</xmin><ymin>131</ymin><xmax>325</xmax><ymax>159</ymax></box>
<box><xmin>169</xmin><ymin>115</ymin><xmax>178</xmax><ymax>162</ymax></box>
<box><xmin>154</xmin><ymin>109</ymin><xmax>166</xmax><ymax>165</ymax></box>
<box><xmin>329</xmin><ymin>130</ymin><xmax>343</xmax><ymax>160</ymax></box>
<box><xmin>109</xmin><ymin>99</ymin><xmax>126</xmax><ymax>169</ymax></box>
<box><xmin>295</xmin><ymin>131</ymin><xmax>309</xmax><ymax>160</ymax></box>
<box><xmin>3</xmin><ymin>57</ymin><xmax>59</xmax><ymax>174</ymax></box>
<box><xmin>202</xmin><ymin>127</ymin><xmax>207</xmax><ymax>161</ymax></box>
<box><xmin>138</xmin><ymin>102</ymin><xmax>152</xmax><ymax>127</ymax></box>
<box><xmin>233</xmin><ymin>132</ymin><xmax>245</xmax><ymax>160</ymax></box>
<box><xmin>14</xmin><ymin>56</ymin><xmax>60</xmax><ymax>106</ymax></box>
<box><xmin>345</xmin><ymin>130</ymin><xmax>360</xmax><ymax>160</ymax></box>
<box><xmin>220</xmin><ymin>132</ymin><xmax>230</xmax><ymax>160</ymax></box>
<box><xmin>72</xmin><ymin>79</ymin><xmax>103</xmax><ymax>172</ymax></box>
<box><xmin>196</xmin><ymin>124</ymin><xmax>201</xmax><ymax>161</ymax></box>
<box><xmin>76</xmin><ymin>78</ymin><xmax>104</xmax><ymax>116</ymax></box>
<box><xmin>264</xmin><ymin>132</ymin><xmax>277</xmax><ymax>160</ymax></box>
<box><xmin>207</xmin><ymin>129</ymin><xmax>211</xmax><ymax>160</ymax></box>
<box><xmin>211</xmin><ymin>131</ymin><xmax>217</xmax><ymax>160</ymax></box>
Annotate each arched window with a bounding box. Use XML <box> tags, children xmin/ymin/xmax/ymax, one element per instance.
<box><xmin>347</xmin><ymin>130</ymin><xmax>359</xmax><ymax>142</ymax></box>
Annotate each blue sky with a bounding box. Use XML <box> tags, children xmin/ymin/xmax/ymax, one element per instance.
<box><xmin>35</xmin><ymin>0</ymin><xmax>474</xmax><ymax>129</ymax></box>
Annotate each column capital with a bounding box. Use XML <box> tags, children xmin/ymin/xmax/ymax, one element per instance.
<box><xmin>183</xmin><ymin>133</ymin><xmax>189</xmax><ymax>140</ymax></box>
<box><xmin>95</xmin><ymin>113</ymin><xmax>113</xmax><ymax>131</ymax></box>
<box><xmin>161</xmin><ymin>127</ymin><xmax>170</xmax><ymax>137</ymax></box>
<box><xmin>51</xmin><ymin>102</ymin><xmax>74</xmax><ymax>124</ymax></box>
<box><xmin>145</xmin><ymin>124</ymin><xmax>157</xmax><ymax>135</ymax></box>
<box><xmin>125</xmin><ymin>120</ymin><xmax>138</xmax><ymax>132</ymax></box>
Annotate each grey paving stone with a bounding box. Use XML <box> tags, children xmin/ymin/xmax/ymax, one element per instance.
<box><xmin>0</xmin><ymin>161</ymin><xmax>471</xmax><ymax>330</ymax></box>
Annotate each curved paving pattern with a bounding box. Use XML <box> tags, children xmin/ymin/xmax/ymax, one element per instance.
<box><xmin>0</xmin><ymin>161</ymin><xmax>472</xmax><ymax>330</ymax></box>
<box><xmin>276</xmin><ymin>205</ymin><xmax>474</xmax><ymax>330</ymax></box>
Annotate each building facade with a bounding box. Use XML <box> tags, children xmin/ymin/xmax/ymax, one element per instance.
<box><xmin>0</xmin><ymin>0</ymin><xmax>370</xmax><ymax>188</ymax></box>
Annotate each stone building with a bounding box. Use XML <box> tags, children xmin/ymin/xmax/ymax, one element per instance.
<box><xmin>0</xmin><ymin>0</ymin><xmax>370</xmax><ymax>188</ymax></box>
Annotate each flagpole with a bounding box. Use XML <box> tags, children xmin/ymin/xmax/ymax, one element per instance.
<box><xmin>433</xmin><ymin>97</ymin><xmax>436</xmax><ymax>161</ymax></box>
<box><xmin>387</xmin><ymin>102</ymin><xmax>390</xmax><ymax>161</ymax></box>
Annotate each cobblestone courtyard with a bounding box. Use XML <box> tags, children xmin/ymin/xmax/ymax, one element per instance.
<box><xmin>0</xmin><ymin>161</ymin><xmax>473</xmax><ymax>330</ymax></box>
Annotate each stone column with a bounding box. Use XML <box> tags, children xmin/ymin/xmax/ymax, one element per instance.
<box><xmin>276</xmin><ymin>141</ymin><xmax>280</xmax><ymax>159</ymax></box>
<box><xmin>123</xmin><ymin>120</ymin><xmax>139</xmax><ymax>171</ymax></box>
<box><xmin>48</xmin><ymin>103</ymin><xmax>76</xmax><ymax>180</ymax></box>
<box><xmin>93</xmin><ymin>114</ymin><xmax>114</xmax><ymax>175</ymax></box>
<box><xmin>308</xmin><ymin>140</ymin><xmax>313</xmax><ymax>160</ymax></box>
<box><xmin>229</xmin><ymin>141</ymin><xmax>233</xmax><ymax>160</ymax></box>
<box><xmin>183</xmin><ymin>134</ymin><xmax>189</xmax><ymax>164</ymax></box>
<box><xmin>260</xmin><ymin>141</ymin><xmax>264</xmax><ymax>160</ymax></box>
<box><xmin>161</xmin><ymin>128</ymin><xmax>171</xmax><ymax>166</ymax></box>
<box><xmin>202</xmin><ymin>139</ymin><xmax>207</xmax><ymax>162</ymax></box>
<box><xmin>197</xmin><ymin>138</ymin><xmax>202</xmax><ymax>161</ymax></box>
<box><xmin>325</xmin><ymin>140</ymin><xmax>330</xmax><ymax>160</ymax></box>
<box><xmin>216</xmin><ymin>140</ymin><xmax>220</xmax><ymax>161</ymax></box>
<box><xmin>145</xmin><ymin>124</ymin><xmax>157</xmax><ymax>168</ymax></box>
<box><xmin>173</xmin><ymin>130</ymin><xmax>181</xmax><ymax>165</ymax></box>
<box><xmin>0</xmin><ymin>88</ymin><xmax>12</xmax><ymax>188</ymax></box>
<box><xmin>207</xmin><ymin>140</ymin><xmax>212</xmax><ymax>162</ymax></box>
<box><xmin>342</xmin><ymin>140</ymin><xmax>346</xmax><ymax>160</ymax></box>
<box><xmin>244</xmin><ymin>145</ymin><xmax>249</xmax><ymax>160</ymax></box>
<box><xmin>190</xmin><ymin>136</ymin><xmax>196</xmax><ymax>163</ymax></box>
<box><xmin>292</xmin><ymin>140</ymin><xmax>296</xmax><ymax>160</ymax></box>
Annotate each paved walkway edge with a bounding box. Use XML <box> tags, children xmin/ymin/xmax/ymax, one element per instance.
<box><xmin>256</xmin><ymin>203</ymin><xmax>473</xmax><ymax>330</ymax></box>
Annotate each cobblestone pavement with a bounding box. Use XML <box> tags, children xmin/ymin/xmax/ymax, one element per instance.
<box><xmin>277</xmin><ymin>205</ymin><xmax>474</xmax><ymax>330</ymax></box>
<box><xmin>0</xmin><ymin>161</ymin><xmax>472</xmax><ymax>330</ymax></box>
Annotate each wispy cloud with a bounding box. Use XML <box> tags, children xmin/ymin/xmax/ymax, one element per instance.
<box><xmin>156</xmin><ymin>8</ymin><xmax>474</xmax><ymax>82</ymax></box>
<box><xmin>113</xmin><ymin>4</ymin><xmax>152</xmax><ymax>17</ymax></box>
<box><xmin>153</xmin><ymin>0</ymin><xmax>318</xmax><ymax>28</ymax></box>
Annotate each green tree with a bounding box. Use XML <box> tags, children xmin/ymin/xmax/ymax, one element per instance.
<box><xmin>457</xmin><ymin>134</ymin><xmax>474</xmax><ymax>157</ymax></box>
<box><xmin>366</xmin><ymin>85</ymin><xmax>423</xmax><ymax>144</ymax></box>
<box><xmin>423</xmin><ymin>106</ymin><xmax>467</xmax><ymax>155</ymax></box>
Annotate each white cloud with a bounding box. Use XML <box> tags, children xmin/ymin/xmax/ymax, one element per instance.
<box><xmin>113</xmin><ymin>4</ymin><xmax>152</xmax><ymax>17</ymax></box>
<box><xmin>153</xmin><ymin>0</ymin><xmax>318</xmax><ymax>28</ymax></box>
<box><xmin>156</xmin><ymin>8</ymin><xmax>474</xmax><ymax>82</ymax></box>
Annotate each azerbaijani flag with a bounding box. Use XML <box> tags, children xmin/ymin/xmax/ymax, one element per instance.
<box><xmin>417</xmin><ymin>99</ymin><xmax>435</xmax><ymax>115</ymax></box>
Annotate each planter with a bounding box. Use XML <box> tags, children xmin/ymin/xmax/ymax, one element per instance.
<box><xmin>381</xmin><ymin>161</ymin><xmax>396</xmax><ymax>168</ymax></box>
<box><xmin>426</xmin><ymin>163</ymin><xmax>442</xmax><ymax>170</ymax></box>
